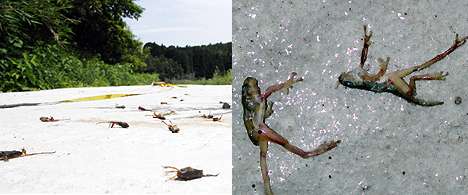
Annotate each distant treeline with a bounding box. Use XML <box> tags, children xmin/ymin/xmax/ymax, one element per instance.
<box><xmin>143</xmin><ymin>42</ymin><xmax>232</xmax><ymax>81</ymax></box>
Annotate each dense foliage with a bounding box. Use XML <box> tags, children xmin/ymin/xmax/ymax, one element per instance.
<box><xmin>143</xmin><ymin>42</ymin><xmax>232</xmax><ymax>81</ymax></box>
<box><xmin>0</xmin><ymin>0</ymin><xmax>230</xmax><ymax>92</ymax></box>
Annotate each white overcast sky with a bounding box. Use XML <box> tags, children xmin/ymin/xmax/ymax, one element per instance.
<box><xmin>124</xmin><ymin>0</ymin><xmax>232</xmax><ymax>46</ymax></box>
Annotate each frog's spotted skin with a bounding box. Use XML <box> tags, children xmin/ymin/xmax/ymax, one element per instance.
<box><xmin>338</xmin><ymin>25</ymin><xmax>467</xmax><ymax>106</ymax></box>
<box><xmin>241</xmin><ymin>73</ymin><xmax>341</xmax><ymax>195</ymax></box>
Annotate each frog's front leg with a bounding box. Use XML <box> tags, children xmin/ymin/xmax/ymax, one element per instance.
<box><xmin>262</xmin><ymin>72</ymin><xmax>303</xmax><ymax>99</ymax></box>
<box><xmin>361</xmin><ymin>57</ymin><xmax>389</xmax><ymax>81</ymax></box>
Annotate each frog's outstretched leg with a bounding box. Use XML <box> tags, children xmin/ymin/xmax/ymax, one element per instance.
<box><xmin>360</xmin><ymin>25</ymin><xmax>373</xmax><ymax>68</ymax></box>
<box><xmin>387</xmin><ymin>34</ymin><xmax>466</xmax><ymax>96</ymax></box>
<box><xmin>407</xmin><ymin>71</ymin><xmax>448</xmax><ymax>97</ymax></box>
<box><xmin>258</xmin><ymin>123</ymin><xmax>340</xmax><ymax>159</ymax></box>
<box><xmin>389</xmin><ymin>34</ymin><xmax>467</xmax><ymax>79</ymax></box>
<box><xmin>262</xmin><ymin>72</ymin><xmax>303</xmax><ymax>99</ymax></box>
<box><xmin>259</xmin><ymin>140</ymin><xmax>273</xmax><ymax>195</ymax></box>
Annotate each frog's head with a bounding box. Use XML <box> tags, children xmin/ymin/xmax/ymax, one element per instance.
<box><xmin>338</xmin><ymin>70</ymin><xmax>364</xmax><ymax>88</ymax></box>
<box><xmin>242</xmin><ymin>77</ymin><xmax>261</xmax><ymax>98</ymax></box>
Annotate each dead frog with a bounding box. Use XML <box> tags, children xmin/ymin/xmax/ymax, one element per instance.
<box><xmin>163</xmin><ymin>166</ymin><xmax>218</xmax><ymax>181</ymax></box>
<box><xmin>338</xmin><ymin>25</ymin><xmax>468</xmax><ymax>106</ymax></box>
<box><xmin>242</xmin><ymin>72</ymin><xmax>341</xmax><ymax>195</ymax></box>
<box><xmin>40</xmin><ymin>116</ymin><xmax>68</xmax><ymax>122</ymax></box>
<box><xmin>97</xmin><ymin>121</ymin><xmax>129</xmax><ymax>128</ymax></box>
<box><xmin>1</xmin><ymin>148</ymin><xmax>56</xmax><ymax>161</ymax></box>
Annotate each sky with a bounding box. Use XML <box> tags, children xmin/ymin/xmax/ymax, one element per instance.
<box><xmin>124</xmin><ymin>0</ymin><xmax>232</xmax><ymax>47</ymax></box>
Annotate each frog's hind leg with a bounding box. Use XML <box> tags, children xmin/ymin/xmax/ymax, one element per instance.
<box><xmin>389</xmin><ymin>34</ymin><xmax>467</xmax><ymax>79</ymax></box>
<box><xmin>407</xmin><ymin>71</ymin><xmax>448</xmax><ymax>97</ymax></box>
<box><xmin>258</xmin><ymin>123</ymin><xmax>341</xmax><ymax>159</ymax></box>
<box><xmin>259</xmin><ymin>140</ymin><xmax>273</xmax><ymax>195</ymax></box>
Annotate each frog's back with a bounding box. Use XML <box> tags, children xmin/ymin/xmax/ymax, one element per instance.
<box><xmin>243</xmin><ymin>117</ymin><xmax>259</xmax><ymax>146</ymax></box>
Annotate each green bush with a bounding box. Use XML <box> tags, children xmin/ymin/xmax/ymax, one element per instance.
<box><xmin>0</xmin><ymin>44</ymin><xmax>158</xmax><ymax>92</ymax></box>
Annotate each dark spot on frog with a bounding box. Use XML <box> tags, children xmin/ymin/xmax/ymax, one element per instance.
<box><xmin>454</xmin><ymin>96</ymin><xmax>462</xmax><ymax>105</ymax></box>
<box><xmin>402</xmin><ymin>171</ymin><xmax>406</xmax><ymax>175</ymax></box>
<box><xmin>328</xmin><ymin>175</ymin><xmax>332</xmax><ymax>179</ymax></box>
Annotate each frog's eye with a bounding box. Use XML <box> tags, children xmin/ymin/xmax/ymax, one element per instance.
<box><xmin>344</xmin><ymin>81</ymin><xmax>353</xmax><ymax>86</ymax></box>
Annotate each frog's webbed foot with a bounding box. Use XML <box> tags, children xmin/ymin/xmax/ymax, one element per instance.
<box><xmin>454</xmin><ymin>34</ymin><xmax>468</xmax><ymax>47</ymax></box>
<box><xmin>307</xmin><ymin>140</ymin><xmax>342</xmax><ymax>157</ymax></box>
<box><xmin>282</xmin><ymin>72</ymin><xmax>304</xmax><ymax>95</ymax></box>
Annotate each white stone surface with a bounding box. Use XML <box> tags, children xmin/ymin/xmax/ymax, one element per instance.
<box><xmin>0</xmin><ymin>85</ymin><xmax>232</xmax><ymax>194</ymax></box>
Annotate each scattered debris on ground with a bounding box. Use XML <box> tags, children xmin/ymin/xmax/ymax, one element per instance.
<box><xmin>212</xmin><ymin>114</ymin><xmax>223</xmax><ymax>122</ymax></box>
<box><xmin>162</xmin><ymin>120</ymin><xmax>179</xmax><ymax>133</ymax></box>
<box><xmin>163</xmin><ymin>166</ymin><xmax>219</xmax><ymax>181</ymax></box>
<box><xmin>161</xmin><ymin>102</ymin><xmax>168</xmax><ymax>105</ymax></box>
<box><xmin>115</xmin><ymin>104</ymin><xmax>126</xmax><ymax>109</ymax></box>
<box><xmin>39</xmin><ymin>116</ymin><xmax>68</xmax><ymax>122</ymax></box>
<box><xmin>97</xmin><ymin>121</ymin><xmax>129</xmax><ymax>128</ymax></box>
<box><xmin>152</xmin><ymin>112</ymin><xmax>166</xmax><ymax>120</ymax></box>
<box><xmin>202</xmin><ymin>112</ymin><xmax>214</xmax><ymax>119</ymax></box>
<box><xmin>220</xmin><ymin>102</ymin><xmax>231</xmax><ymax>109</ymax></box>
<box><xmin>138</xmin><ymin>106</ymin><xmax>152</xmax><ymax>111</ymax></box>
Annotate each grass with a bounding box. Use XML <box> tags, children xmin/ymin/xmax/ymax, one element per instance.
<box><xmin>173</xmin><ymin>70</ymin><xmax>232</xmax><ymax>85</ymax></box>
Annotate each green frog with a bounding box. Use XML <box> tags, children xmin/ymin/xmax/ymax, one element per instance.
<box><xmin>242</xmin><ymin>72</ymin><xmax>341</xmax><ymax>195</ymax></box>
<box><xmin>338</xmin><ymin>25</ymin><xmax>467</xmax><ymax>106</ymax></box>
